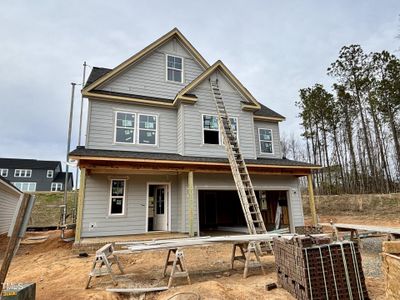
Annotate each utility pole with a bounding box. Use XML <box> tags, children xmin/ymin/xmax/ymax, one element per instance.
<box><xmin>62</xmin><ymin>82</ymin><xmax>76</xmax><ymax>236</ymax></box>
<box><xmin>73</xmin><ymin>62</ymin><xmax>87</xmax><ymax>223</ymax></box>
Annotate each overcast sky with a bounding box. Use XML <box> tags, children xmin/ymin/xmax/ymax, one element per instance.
<box><xmin>1</xmin><ymin>1</ymin><xmax>399</xmax><ymax>166</ymax></box>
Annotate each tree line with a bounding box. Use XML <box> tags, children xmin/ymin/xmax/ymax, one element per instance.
<box><xmin>293</xmin><ymin>45</ymin><xmax>400</xmax><ymax>194</ymax></box>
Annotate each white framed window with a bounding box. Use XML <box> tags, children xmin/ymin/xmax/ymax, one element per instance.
<box><xmin>109</xmin><ymin>179</ymin><xmax>126</xmax><ymax>215</ymax></box>
<box><xmin>47</xmin><ymin>170</ymin><xmax>54</xmax><ymax>178</ymax></box>
<box><xmin>0</xmin><ymin>169</ymin><xmax>8</xmax><ymax>177</ymax></box>
<box><xmin>259</xmin><ymin>128</ymin><xmax>274</xmax><ymax>154</ymax></box>
<box><xmin>115</xmin><ymin>112</ymin><xmax>136</xmax><ymax>144</ymax></box>
<box><xmin>14</xmin><ymin>169</ymin><xmax>32</xmax><ymax>178</ymax></box>
<box><xmin>138</xmin><ymin>114</ymin><xmax>157</xmax><ymax>145</ymax></box>
<box><xmin>202</xmin><ymin>114</ymin><xmax>238</xmax><ymax>145</ymax></box>
<box><xmin>166</xmin><ymin>54</ymin><xmax>183</xmax><ymax>83</ymax></box>
<box><xmin>51</xmin><ymin>182</ymin><xmax>63</xmax><ymax>191</ymax></box>
<box><xmin>13</xmin><ymin>182</ymin><xmax>36</xmax><ymax>192</ymax></box>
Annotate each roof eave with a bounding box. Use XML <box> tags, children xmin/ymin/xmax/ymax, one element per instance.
<box><xmin>83</xmin><ymin>91</ymin><xmax>175</xmax><ymax>108</ymax></box>
<box><xmin>69</xmin><ymin>154</ymin><xmax>321</xmax><ymax>170</ymax></box>
<box><xmin>253</xmin><ymin>115</ymin><xmax>286</xmax><ymax>122</ymax></box>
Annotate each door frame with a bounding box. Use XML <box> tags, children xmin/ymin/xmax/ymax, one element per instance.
<box><xmin>195</xmin><ymin>185</ymin><xmax>295</xmax><ymax>236</ymax></box>
<box><xmin>145</xmin><ymin>182</ymin><xmax>171</xmax><ymax>232</ymax></box>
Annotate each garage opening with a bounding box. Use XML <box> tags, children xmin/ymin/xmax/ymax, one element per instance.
<box><xmin>198</xmin><ymin>189</ymin><xmax>290</xmax><ymax>235</ymax></box>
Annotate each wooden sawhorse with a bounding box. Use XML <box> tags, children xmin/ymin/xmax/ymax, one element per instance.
<box><xmin>86</xmin><ymin>243</ymin><xmax>124</xmax><ymax>289</ymax></box>
<box><xmin>163</xmin><ymin>248</ymin><xmax>191</xmax><ymax>288</ymax></box>
<box><xmin>230</xmin><ymin>241</ymin><xmax>266</xmax><ymax>278</ymax></box>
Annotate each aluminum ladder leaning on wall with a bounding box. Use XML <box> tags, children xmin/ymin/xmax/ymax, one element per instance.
<box><xmin>209</xmin><ymin>79</ymin><xmax>272</xmax><ymax>253</ymax></box>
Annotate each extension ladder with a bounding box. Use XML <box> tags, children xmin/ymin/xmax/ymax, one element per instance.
<box><xmin>210</xmin><ymin>79</ymin><xmax>272</xmax><ymax>253</ymax></box>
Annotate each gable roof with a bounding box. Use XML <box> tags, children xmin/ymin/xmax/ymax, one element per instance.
<box><xmin>174</xmin><ymin>60</ymin><xmax>261</xmax><ymax>110</ymax></box>
<box><xmin>83</xmin><ymin>28</ymin><xmax>210</xmax><ymax>94</ymax></box>
<box><xmin>0</xmin><ymin>158</ymin><xmax>61</xmax><ymax>170</ymax></box>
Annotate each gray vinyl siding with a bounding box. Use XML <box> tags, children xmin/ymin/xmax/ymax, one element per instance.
<box><xmin>254</xmin><ymin>120</ymin><xmax>282</xmax><ymax>159</ymax></box>
<box><xmin>86</xmin><ymin>99</ymin><xmax>178</xmax><ymax>153</ymax></box>
<box><xmin>81</xmin><ymin>173</ymin><xmax>180</xmax><ymax>237</ymax></box>
<box><xmin>190</xmin><ymin>173</ymin><xmax>304</xmax><ymax>233</ymax></box>
<box><xmin>98</xmin><ymin>38</ymin><xmax>204</xmax><ymax>99</ymax></box>
<box><xmin>80</xmin><ymin>172</ymin><xmax>303</xmax><ymax>237</ymax></box>
<box><xmin>182</xmin><ymin>73</ymin><xmax>257</xmax><ymax>159</ymax></box>
<box><xmin>0</xmin><ymin>183</ymin><xmax>21</xmax><ymax>235</ymax></box>
<box><xmin>177</xmin><ymin>104</ymin><xmax>184</xmax><ymax>155</ymax></box>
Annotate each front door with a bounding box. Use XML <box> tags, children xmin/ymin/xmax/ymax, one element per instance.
<box><xmin>153</xmin><ymin>185</ymin><xmax>168</xmax><ymax>231</ymax></box>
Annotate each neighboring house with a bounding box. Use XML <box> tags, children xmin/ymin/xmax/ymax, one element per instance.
<box><xmin>71</xmin><ymin>28</ymin><xmax>318</xmax><ymax>241</ymax></box>
<box><xmin>0</xmin><ymin>158</ymin><xmax>74</xmax><ymax>192</ymax></box>
<box><xmin>0</xmin><ymin>177</ymin><xmax>22</xmax><ymax>235</ymax></box>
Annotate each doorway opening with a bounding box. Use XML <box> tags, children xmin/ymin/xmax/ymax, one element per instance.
<box><xmin>147</xmin><ymin>184</ymin><xmax>169</xmax><ymax>231</ymax></box>
<box><xmin>198</xmin><ymin>189</ymin><xmax>290</xmax><ymax>235</ymax></box>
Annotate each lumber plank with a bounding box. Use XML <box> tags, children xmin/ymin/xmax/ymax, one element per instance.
<box><xmin>107</xmin><ymin>286</ymin><xmax>168</xmax><ymax>293</ymax></box>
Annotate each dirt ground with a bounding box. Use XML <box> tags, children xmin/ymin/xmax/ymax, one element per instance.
<box><xmin>0</xmin><ymin>216</ymin><xmax>392</xmax><ymax>300</ymax></box>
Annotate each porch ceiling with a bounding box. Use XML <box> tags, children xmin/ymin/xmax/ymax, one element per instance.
<box><xmin>76</xmin><ymin>158</ymin><xmax>314</xmax><ymax>176</ymax></box>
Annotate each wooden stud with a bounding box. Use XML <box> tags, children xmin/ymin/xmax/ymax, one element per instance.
<box><xmin>307</xmin><ymin>174</ymin><xmax>318</xmax><ymax>226</ymax></box>
<box><xmin>75</xmin><ymin>168</ymin><xmax>86</xmax><ymax>243</ymax></box>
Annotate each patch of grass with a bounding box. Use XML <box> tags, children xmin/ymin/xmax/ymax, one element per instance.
<box><xmin>28</xmin><ymin>191</ymin><xmax>78</xmax><ymax>228</ymax></box>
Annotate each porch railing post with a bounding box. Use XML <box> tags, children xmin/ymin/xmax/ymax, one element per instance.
<box><xmin>187</xmin><ymin>171</ymin><xmax>194</xmax><ymax>237</ymax></box>
<box><xmin>75</xmin><ymin>167</ymin><xmax>87</xmax><ymax>243</ymax></box>
<box><xmin>307</xmin><ymin>173</ymin><xmax>318</xmax><ymax>226</ymax></box>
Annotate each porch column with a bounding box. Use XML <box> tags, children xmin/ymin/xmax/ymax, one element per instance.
<box><xmin>75</xmin><ymin>168</ymin><xmax>86</xmax><ymax>243</ymax></box>
<box><xmin>307</xmin><ymin>173</ymin><xmax>318</xmax><ymax>226</ymax></box>
<box><xmin>187</xmin><ymin>171</ymin><xmax>194</xmax><ymax>237</ymax></box>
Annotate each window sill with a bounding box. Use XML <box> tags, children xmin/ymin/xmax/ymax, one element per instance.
<box><xmin>106</xmin><ymin>214</ymin><xmax>127</xmax><ymax>218</ymax></box>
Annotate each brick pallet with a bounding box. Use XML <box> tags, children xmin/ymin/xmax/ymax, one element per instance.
<box><xmin>273</xmin><ymin>236</ymin><xmax>369</xmax><ymax>300</ymax></box>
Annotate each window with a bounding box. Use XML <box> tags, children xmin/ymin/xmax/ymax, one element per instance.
<box><xmin>51</xmin><ymin>182</ymin><xmax>63</xmax><ymax>191</ymax></box>
<box><xmin>203</xmin><ymin>115</ymin><xmax>219</xmax><ymax>144</ymax></box>
<box><xmin>138</xmin><ymin>114</ymin><xmax>157</xmax><ymax>145</ymax></box>
<box><xmin>0</xmin><ymin>169</ymin><xmax>8</xmax><ymax>177</ymax></box>
<box><xmin>13</xmin><ymin>182</ymin><xmax>36</xmax><ymax>192</ymax></box>
<box><xmin>47</xmin><ymin>170</ymin><xmax>54</xmax><ymax>178</ymax></box>
<box><xmin>259</xmin><ymin>128</ymin><xmax>273</xmax><ymax>154</ymax></box>
<box><xmin>109</xmin><ymin>180</ymin><xmax>125</xmax><ymax>215</ymax></box>
<box><xmin>115</xmin><ymin>112</ymin><xmax>135</xmax><ymax>144</ymax></box>
<box><xmin>203</xmin><ymin>115</ymin><xmax>238</xmax><ymax>145</ymax></box>
<box><xmin>166</xmin><ymin>55</ymin><xmax>183</xmax><ymax>83</ymax></box>
<box><xmin>14</xmin><ymin>169</ymin><xmax>32</xmax><ymax>178</ymax></box>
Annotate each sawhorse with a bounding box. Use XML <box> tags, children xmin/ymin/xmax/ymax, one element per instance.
<box><xmin>86</xmin><ymin>243</ymin><xmax>124</xmax><ymax>289</ymax></box>
<box><xmin>230</xmin><ymin>241</ymin><xmax>266</xmax><ymax>278</ymax></box>
<box><xmin>163</xmin><ymin>248</ymin><xmax>191</xmax><ymax>288</ymax></box>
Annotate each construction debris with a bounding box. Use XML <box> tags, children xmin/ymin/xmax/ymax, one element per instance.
<box><xmin>274</xmin><ymin>236</ymin><xmax>369</xmax><ymax>300</ymax></box>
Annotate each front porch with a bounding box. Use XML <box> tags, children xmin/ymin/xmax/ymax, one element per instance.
<box><xmin>71</xmin><ymin>149</ymin><xmax>320</xmax><ymax>245</ymax></box>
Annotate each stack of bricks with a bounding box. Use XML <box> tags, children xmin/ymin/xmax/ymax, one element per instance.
<box><xmin>295</xmin><ymin>225</ymin><xmax>324</xmax><ymax>235</ymax></box>
<box><xmin>274</xmin><ymin>236</ymin><xmax>369</xmax><ymax>300</ymax></box>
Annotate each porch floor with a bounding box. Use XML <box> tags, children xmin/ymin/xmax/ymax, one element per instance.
<box><xmin>73</xmin><ymin>232</ymin><xmax>189</xmax><ymax>253</ymax></box>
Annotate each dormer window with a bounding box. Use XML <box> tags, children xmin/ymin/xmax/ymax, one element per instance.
<box><xmin>166</xmin><ymin>55</ymin><xmax>183</xmax><ymax>83</ymax></box>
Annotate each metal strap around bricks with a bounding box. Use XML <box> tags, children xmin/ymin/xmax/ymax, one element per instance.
<box><xmin>350</xmin><ymin>242</ymin><xmax>363</xmax><ymax>300</ymax></box>
<box><xmin>340</xmin><ymin>243</ymin><xmax>353</xmax><ymax>300</ymax></box>
<box><xmin>318</xmin><ymin>247</ymin><xmax>329</xmax><ymax>299</ymax></box>
<box><xmin>328</xmin><ymin>245</ymin><xmax>339</xmax><ymax>300</ymax></box>
<box><xmin>304</xmin><ymin>248</ymin><xmax>313</xmax><ymax>300</ymax></box>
